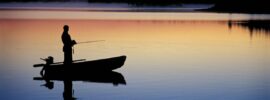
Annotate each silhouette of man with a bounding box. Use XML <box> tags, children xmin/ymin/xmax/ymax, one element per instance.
<box><xmin>62</xmin><ymin>25</ymin><xmax>76</xmax><ymax>65</ymax></box>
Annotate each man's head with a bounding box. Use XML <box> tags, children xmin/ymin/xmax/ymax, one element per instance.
<box><xmin>63</xmin><ymin>25</ymin><xmax>69</xmax><ymax>32</ymax></box>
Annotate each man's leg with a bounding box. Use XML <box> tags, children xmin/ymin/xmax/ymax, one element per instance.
<box><xmin>64</xmin><ymin>51</ymin><xmax>73</xmax><ymax>65</ymax></box>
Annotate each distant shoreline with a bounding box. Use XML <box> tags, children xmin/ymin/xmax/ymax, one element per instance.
<box><xmin>0</xmin><ymin>2</ymin><xmax>270</xmax><ymax>14</ymax></box>
<box><xmin>0</xmin><ymin>2</ymin><xmax>211</xmax><ymax>12</ymax></box>
<box><xmin>0</xmin><ymin>8</ymin><xmax>202</xmax><ymax>12</ymax></box>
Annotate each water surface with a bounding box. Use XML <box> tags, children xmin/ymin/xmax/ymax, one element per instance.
<box><xmin>0</xmin><ymin>11</ymin><xmax>270</xmax><ymax>100</ymax></box>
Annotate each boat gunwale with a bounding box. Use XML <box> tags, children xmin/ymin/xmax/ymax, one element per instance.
<box><xmin>46</xmin><ymin>55</ymin><xmax>126</xmax><ymax>67</ymax></box>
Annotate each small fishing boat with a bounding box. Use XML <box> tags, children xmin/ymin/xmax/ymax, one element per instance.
<box><xmin>34</xmin><ymin>55</ymin><xmax>127</xmax><ymax>74</ymax></box>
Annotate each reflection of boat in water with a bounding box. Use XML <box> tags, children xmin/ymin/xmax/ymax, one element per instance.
<box><xmin>33</xmin><ymin>71</ymin><xmax>126</xmax><ymax>100</ymax></box>
<box><xmin>34</xmin><ymin>71</ymin><xmax>126</xmax><ymax>100</ymax></box>
<box><xmin>34</xmin><ymin>71</ymin><xmax>126</xmax><ymax>85</ymax></box>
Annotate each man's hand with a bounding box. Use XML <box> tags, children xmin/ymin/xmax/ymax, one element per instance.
<box><xmin>72</xmin><ymin>40</ymin><xmax>77</xmax><ymax>45</ymax></box>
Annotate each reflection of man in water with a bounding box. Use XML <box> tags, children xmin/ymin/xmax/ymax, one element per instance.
<box><xmin>63</xmin><ymin>80</ymin><xmax>75</xmax><ymax>100</ymax></box>
<box><xmin>62</xmin><ymin>25</ymin><xmax>76</xmax><ymax>64</ymax></box>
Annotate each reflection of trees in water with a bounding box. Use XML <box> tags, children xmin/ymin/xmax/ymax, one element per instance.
<box><xmin>229</xmin><ymin>20</ymin><xmax>270</xmax><ymax>38</ymax></box>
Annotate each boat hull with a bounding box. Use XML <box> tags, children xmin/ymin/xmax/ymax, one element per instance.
<box><xmin>44</xmin><ymin>55</ymin><xmax>126</xmax><ymax>75</ymax></box>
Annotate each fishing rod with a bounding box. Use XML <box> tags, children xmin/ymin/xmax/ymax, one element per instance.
<box><xmin>72</xmin><ymin>40</ymin><xmax>105</xmax><ymax>54</ymax></box>
<box><xmin>77</xmin><ymin>40</ymin><xmax>105</xmax><ymax>44</ymax></box>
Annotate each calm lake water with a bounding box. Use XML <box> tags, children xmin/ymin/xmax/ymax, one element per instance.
<box><xmin>0</xmin><ymin>11</ymin><xmax>270</xmax><ymax>100</ymax></box>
